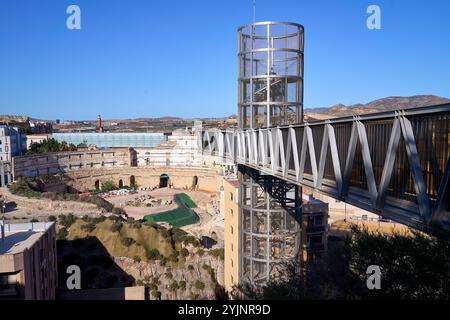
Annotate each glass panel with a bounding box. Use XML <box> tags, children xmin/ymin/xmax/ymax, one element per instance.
<box><xmin>270</xmin><ymin>211</ymin><xmax>285</xmax><ymax>233</ymax></box>
<box><xmin>252</xmin><ymin>211</ymin><xmax>267</xmax><ymax>234</ymax></box>
<box><xmin>270</xmin><ymin>239</ymin><xmax>284</xmax><ymax>260</ymax></box>
<box><xmin>253</xmin><ymin>106</ymin><xmax>266</xmax><ymax>128</ymax></box>
<box><xmin>287</xmin><ymin>81</ymin><xmax>298</xmax><ymax>102</ymax></box>
<box><xmin>243</xmin><ymin>233</ymin><xmax>251</xmax><ymax>255</ymax></box>
<box><xmin>253</xmin><ymin>51</ymin><xmax>268</xmax><ymax>76</ymax></box>
<box><xmin>243</xmin><ymin>258</ymin><xmax>251</xmax><ymax>279</ymax></box>
<box><xmin>286</xmin><ymin>105</ymin><xmax>298</xmax><ymax>124</ymax></box>
<box><xmin>252</xmin><ymin>236</ymin><xmax>267</xmax><ymax>259</ymax></box>
<box><xmin>253</xmin><ymin>260</ymin><xmax>267</xmax><ymax>283</ymax></box>
<box><xmin>253</xmin><ymin>79</ymin><xmax>267</xmax><ymax>102</ymax></box>
<box><xmin>269</xmin><ymin>78</ymin><xmax>286</xmax><ymax>103</ymax></box>
<box><xmin>253</xmin><ymin>185</ymin><xmax>267</xmax><ymax>208</ymax></box>
<box><xmin>270</xmin><ymin>105</ymin><xmax>284</xmax><ymax>126</ymax></box>
<box><xmin>243</xmin><ymin>209</ymin><xmax>251</xmax><ymax>231</ymax></box>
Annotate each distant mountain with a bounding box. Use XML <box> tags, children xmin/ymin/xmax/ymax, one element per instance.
<box><xmin>304</xmin><ymin>95</ymin><xmax>450</xmax><ymax>121</ymax></box>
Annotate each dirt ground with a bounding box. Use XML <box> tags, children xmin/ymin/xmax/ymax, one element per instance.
<box><xmin>0</xmin><ymin>187</ymin><xmax>224</xmax><ymax>243</ymax></box>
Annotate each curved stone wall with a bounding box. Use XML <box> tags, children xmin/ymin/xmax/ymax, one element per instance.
<box><xmin>62</xmin><ymin>166</ymin><xmax>222</xmax><ymax>193</ymax></box>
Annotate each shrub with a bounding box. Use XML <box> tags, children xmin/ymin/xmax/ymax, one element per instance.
<box><xmin>179</xmin><ymin>280</ymin><xmax>186</xmax><ymax>291</ymax></box>
<box><xmin>159</xmin><ymin>257</ymin><xmax>168</xmax><ymax>266</ymax></box>
<box><xmin>187</xmin><ymin>264</ymin><xmax>194</xmax><ymax>271</ymax></box>
<box><xmin>101</xmin><ymin>180</ymin><xmax>118</xmax><ymax>192</ymax></box>
<box><xmin>121</xmin><ymin>237</ymin><xmax>136</xmax><ymax>247</ymax></box>
<box><xmin>151</xmin><ymin>290</ymin><xmax>161</xmax><ymax>299</ymax></box>
<box><xmin>194</xmin><ymin>280</ymin><xmax>205</xmax><ymax>291</ymax></box>
<box><xmin>183</xmin><ymin>236</ymin><xmax>200</xmax><ymax>247</ymax></box>
<box><xmin>133</xmin><ymin>256</ymin><xmax>141</xmax><ymax>263</ymax></box>
<box><xmin>48</xmin><ymin>215</ymin><xmax>57</xmax><ymax>222</ymax></box>
<box><xmin>146</xmin><ymin>248</ymin><xmax>162</xmax><ymax>261</ymax></box>
<box><xmin>168</xmin><ymin>251</ymin><xmax>179</xmax><ymax>263</ymax></box>
<box><xmin>112</xmin><ymin>207</ymin><xmax>127</xmax><ymax>217</ymax></box>
<box><xmin>180</xmin><ymin>248</ymin><xmax>189</xmax><ymax>258</ymax></box>
<box><xmin>56</xmin><ymin>227</ymin><xmax>68</xmax><ymax>240</ymax></box>
<box><xmin>110</xmin><ymin>222</ymin><xmax>123</xmax><ymax>233</ymax></box>
<box><xmin>80</xmin><ymin>195</ymin><xmax>114</xmax><ymax>212</ymax></box>
<box><xmin>160</xmin><ymin>229</ymin><xmax>171</xmax><ymax>239</ymax></box>
<box><xmin>169</xmin><ymin>281</ymin><xmax>179</xmax><ymax>291</ymax></box>
<box><xmin>197</xmin><ymin>248</ymin><xmax>205</xmax><ymax>257</ymax></box>
<box><xmin>81</xmin><ymin>223</ymin><xmax>96</xmax><ymax>233</ymax></box>
<box><xmin>30</xmin><ymin>218</ymin><xmax>39</xmax><ymax>223</ymax></box>
<box><xmin>209</xmin><ymin>248</ymin><xmax>225</xmax><ymax>260</ymax></box>
<box><xmin>59</xmin><ymin>213</ymin><xmax>77</xmax><ymax>228</ymax></box>
<box><xmin>131</xmin><ymin>221</ymin><xmax>142</xmax><ymax>229</ymax></box>
<box><xmin>165</xmin><ymin>271</ymin><xmax>173</xmax><ymax>279</ymax></box>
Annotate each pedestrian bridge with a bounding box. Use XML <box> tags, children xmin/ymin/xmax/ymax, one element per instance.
<box><xmin>201</xmin><ymin>104</ymin><xmax>450</xmax><ymax>234</ymax></box>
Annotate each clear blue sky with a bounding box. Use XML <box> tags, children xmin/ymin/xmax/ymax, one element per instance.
<box><xmin>0</xmin><ymin>0</ymin><xmax>449</xmax><ymax>120</ymax></box>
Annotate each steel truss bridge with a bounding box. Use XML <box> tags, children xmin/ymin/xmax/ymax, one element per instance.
<box><xmin>201</xmin><ymin>104</ymin><xmax>450</xmax><ymax>234</ymax></box>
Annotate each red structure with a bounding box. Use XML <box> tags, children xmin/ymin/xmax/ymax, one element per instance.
<box><xmin>97</xmin><ymin>114</ymin><xmax>103</xmax><ymax>132</ymax></box>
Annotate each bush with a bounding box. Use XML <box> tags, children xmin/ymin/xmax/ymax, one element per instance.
<box><xmin>183</xmin><ymin>236</ymin><xmax>200</xmax><ymax>247</ymax></box>
<box><xmin>167</xmin><ymin>251</ymin><xmax>179</xmax><ymax>262</ymax></box>
<box><xmin>160</xmin><ymin>229</ymin><xmax>171</xmax><ymax>239</ymax></box>
<box><xmin>112</xmin><ymin>207</ymin><xmax>127</xmax><ymax>217</ymax></box>
<box><xmin>197</xmin><ymin>249</ymin><xmax>205</xmax><ymax>257</ymax></box>
<box><xmin>59</xmin><ymin>213</ymin><xmax>77</xmax><ymax>228</ymax></box>
<box><xmin>151</xmin><ymin>290</ymin><xmax>161</xmax><ymax>299</ymax></box>
<box><xmin>179</xmin><ymin>280</ymin><xmax>186</xmax><ymax>290</ymax></box>
<box><xmin>187</xmin><ymin>264</ymin><xmax>194</xmax><ymax>271</ymax></box>
<box><xmin>180</xmin><ymin>248</ymin><xmax>189</xmax><ymax>258</ymax></box>
<box><xmin>133</xmin><ymin>256</ymin><xmax>141</xmax><ymax>263</ymax></box>
<box><xmin>101</xmin><ymin>180</ymin><xmax>118</xmax><ymax>192</ymax></box>
<box><xmin>48</xmin><ymin>215</ymin><xmax>57</xmax><ymax>222</ymax></box>
<box><xmin>146</xmin><ymin>248</ymin><xmax>162</xmax><ymax>261</ymax></box>
<box><xmin>194</xmin><ymin>280</ymin><xmax>205</xmax><ymax>291</ymax></box>
<box><xmin>8</xmin><ymin>177</ymin><xmax>42</xmax><ymax>198</ymax></box>
<box><xmin>165</xmin><ymin>271</ymin><xmax>173</xmax><ymax>279</ymax></box>
<box><xmin>80</xmin><ymin>195</ymin><xmax>114</xmax><ymax>212</ymax></box>
<box><xmin>121</xmin><ymin>237</ymin><xmax>136</xmax><ymax>247</ymax></box>
<box><xmin>130</xmin><ymin>221</ymin><xmax>142</xmax><ymax>229</ymax></box>
<box><xmin>209</xmin><ymin>248</ymin><xmax>225</xmax><ymax>260</ymax></box>
<box><xmin>30</xmin><ymin>218</ymin><xmax>39</xmax><ymax>223</ymax></box>
<box><xmin>110</xmin><ymin>222</ymin><xmax>123</xmax><ymax>233</ymax></box>
<box><xmin>56</xmin><ymin>227</ymin><xmax>68</xmax><ymax>240</ymax></box>
<box><xmin>169</xmin><ymin>281</ymin><xmax>179</xmax><ymax>291</ymax></box>
<box><xmin>81</xmin><ymin>223</ymin><xmax>96</xmax><ymax>233</ymax></box>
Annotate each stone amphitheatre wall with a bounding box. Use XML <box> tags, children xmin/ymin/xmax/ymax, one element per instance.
<box><xmin>62</xmin><ymin>166</ymin><xmax>222</xmax><ymax>193</ymax></box>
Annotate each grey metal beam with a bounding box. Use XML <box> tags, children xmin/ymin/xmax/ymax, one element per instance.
<box><xmin>376</xmin><ymin>117</ymin><xmax>401</xmax><ymax>210</ymax></box>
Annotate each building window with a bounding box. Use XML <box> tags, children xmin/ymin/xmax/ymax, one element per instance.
<box><xmin>231</xmin><ymin>243</ymin><xmax>234</xmax><ymax>252</ymax></box>
<box><xmin>230</xmin><ymin>209</ymin><xmax>233</xmax><ymax>216</ymax></box>
<box><xmin>231</xmin><ymin>259</ymin><xmax>234</xmax><ymax>268</ymax></box>
<box><xmin>231</xmin><ymin>226</ymin><xmax>233</xmax><ymax>234</ymax></box>
<box><xmin>230</xmin><ymin>192</ymin><xmax>233</xmax><ymax>201</ymax></box>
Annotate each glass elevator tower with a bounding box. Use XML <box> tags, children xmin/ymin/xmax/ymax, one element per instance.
<box><xmin>237</xmin><ymin>22</ymin><xmax>305</xmax><ymax>284</ymax></box>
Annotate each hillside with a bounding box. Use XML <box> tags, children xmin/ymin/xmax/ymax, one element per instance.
<box><xmin>304</xmin><ymin>95</ymin><xmax>450</xmax><ymax>121</ymax></box>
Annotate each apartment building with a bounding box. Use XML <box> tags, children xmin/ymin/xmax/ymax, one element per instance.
<box><xmin>0</xmin><ymin>126</ymin><xmax>26</xmax><ymax>162</ymax></box>
<box><xmin>0</xmin><ymin>222</ymin><xmax>57</xmax><ymax>300</ymax></box>
<box><xmin>222</xmin><ymin>178</ymin><xmax>240</xmax><ymax>293</ymax></box>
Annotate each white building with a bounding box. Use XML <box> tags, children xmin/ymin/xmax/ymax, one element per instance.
<box><xmin>135</xmin><ymin>128</ymin><xmax>236</xmax><ymax>177</ymax></box>
<box><xmin>0</xmin><ymin>126</ymin><xmax>26</xmax><ymax>162</ymax></box>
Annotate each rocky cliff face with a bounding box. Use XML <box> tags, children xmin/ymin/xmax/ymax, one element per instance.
<box><xmin>304</xmin><ymin>95</ymin><xmax>450</xmax><ymax>120</ymax></box>
<box><xmin>115</xmin><ymin>251</ymin><xmax>224</xmax><ymax>300</ymax></box>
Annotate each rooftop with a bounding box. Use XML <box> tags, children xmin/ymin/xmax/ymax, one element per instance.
<box><xmin>0</xmin><ymin>222</ymin><xmax>54</xmax><ymax>255</ymax></box>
